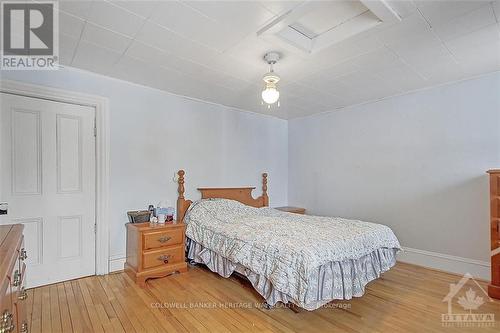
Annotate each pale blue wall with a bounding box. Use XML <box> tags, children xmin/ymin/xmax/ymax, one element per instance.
<box><xmin>1</xmin><ymin>67</ymin><xmax>289</xmax><ymax>259</ymax></box>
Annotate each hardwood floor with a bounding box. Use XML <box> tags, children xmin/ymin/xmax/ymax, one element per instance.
<box><xmin>27</xmin><ymin>262</ymin><xmax>500</xmax><ymax>332</ymax></box>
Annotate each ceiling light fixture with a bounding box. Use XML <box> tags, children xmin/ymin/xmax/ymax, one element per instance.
<box><xmin>262</xmin><ymin>52</ymin><xmax>281</xmax><ymax>108</ymax></box>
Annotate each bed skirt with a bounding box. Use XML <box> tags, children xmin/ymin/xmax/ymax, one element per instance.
<box><xmin>186</xmin><ymin>238</ymin><xmax>398</xmax><ymax>311</ymax></box>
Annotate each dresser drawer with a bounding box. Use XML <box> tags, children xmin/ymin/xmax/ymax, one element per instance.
<box><xmin>142</xmin><ymin>245</ymin><xmax>184</xmax><ymax>269</ymax></box>
<box><xmin>143</xmin><ymin>228</ymin><xmax>183</xmax><ymax>250</ymax></box>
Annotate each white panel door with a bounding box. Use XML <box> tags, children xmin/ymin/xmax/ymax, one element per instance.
<box><xmin>0</xmin><ymin>93</ymin><xmax>96</xmax><ymax>288</ymax></box>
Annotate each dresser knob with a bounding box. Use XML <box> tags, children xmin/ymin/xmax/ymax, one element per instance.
<box><xmin>157</xmin><ymin>254</ymin><xmax>171</xmax><ymax>264</ymax></box>
<box><xmin>0</xmin><ymin>310</ymin><xmax>14</xmax><ymax>333</ymax></box>
<box><xmin>158</xmin><ymin>236</ymin><xmax>171</xmax><ymax>243</ymax></box>
<box><xmin>12</xmin><ymin>270</ymin><xmax>21</xmax><ymax>287</ymax></box>
<box><xmin>20</xmin><ymin>322</ymin><xmax>28</xmax><ymax>333</ymax></box>
<box><xmin>20</xmin><ymin>248</ymin><xmax>27</xmax><ymax>261</ymax></box>
<box><xmin>18</xmin><ymin>287</ymin><xmax>28</xmax><ymax>301</ymax></box>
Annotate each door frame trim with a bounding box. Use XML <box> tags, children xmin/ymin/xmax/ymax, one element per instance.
<box><xmin>1</xmin><ymin>79</ymin><xmax>111</xmax><ymax>275</ymax></box>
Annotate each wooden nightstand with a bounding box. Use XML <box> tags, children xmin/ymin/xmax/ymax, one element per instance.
<box><xmin>275</xmin><ymin>206</ymin><xmax>306</xmax><ymax>214</ymax></box>
<box><xmin>125</xmin><ymin>222</ymin><xmax>187</xmax><ymax>287</ymax></box>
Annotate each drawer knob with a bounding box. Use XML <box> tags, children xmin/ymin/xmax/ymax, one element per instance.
<box><xmin>20</xmin><ymin>248</ymin><xmax>27</xmax><ymax>261</ymax></box>
<box><xmin>18</xmin><ymin>287</ymin><xmax>28</xmax><ymax>301</ymax></box>
<box><xmin>0</xmin><ymin>310</ymin><xmax>14</xmax><ymax>333</ymax></box>
<box><xmin>12</xmin><ymin>270</ymin><xmax>21</xmax><ymax>287</ymax></box>
<box><xmin>158</xmin><ymin>254</ymin><xmax>171</xmax><ymax>264</ymax></box>
<box><xmin>158</xmin><ymin>236</ymin><xmax>171</xmax><ymax>243</ymax></box>
<box><xmin>20</xmin><ymin>322</ymin><xmax>28</xmax><ymax>333</ymax></box>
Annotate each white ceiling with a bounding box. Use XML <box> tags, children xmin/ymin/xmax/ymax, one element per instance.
<box><xmin>49</xmin><ymin>0</ymin><xmax>500</xmax><ymax>119</ymax></box>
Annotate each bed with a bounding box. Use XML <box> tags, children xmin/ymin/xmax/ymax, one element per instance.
<box><xmin>176</xmin><ymin>170</ymin><xmax>401</xmax><ymax>311</ymax></box>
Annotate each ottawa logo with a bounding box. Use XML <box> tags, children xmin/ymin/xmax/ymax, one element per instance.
<box><xmin>442</xmin><ymin>273</ymin><xmax>495</xmax><ymax>328</ymax></box>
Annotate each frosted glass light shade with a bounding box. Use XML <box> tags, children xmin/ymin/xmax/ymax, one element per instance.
<box><xmin>262</xmin><ymin>87</ymin><xmax>280</xmax><ymax>104</ymax></box>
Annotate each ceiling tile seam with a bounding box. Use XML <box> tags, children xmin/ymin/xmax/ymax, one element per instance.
<box><xmin>82</xmin><ymin>20</ymin><xmax>137</xmax><ymax>41</ymax></box>
<box><xmin>178</xmin><ymin>1</ymin><xmax>222</xmax><ymax>23</ymax></box>
<box><xmin>103</xmin><ymin>0</ymin><xmax>149</xmax><ymax>21</ymax></box>
<box><xmin>56</xmin><ymin>1</ymin><xmax>95</xmax><ymax>22</ymax></box>
<box><xmin>490</xmin><ymin>1</ymin><xmax>500</xmax><ymax>37</ymax></box>
<box><xmin>294</xmin><ymin>98</ymin><xmax>332</xmax><ymax>110</ymax></box>
<box><xmin>286</xmin><ymin>80</ymin><xmax>348</xmax><ymax>103</ymax></box>
<box><xmin>287</xmin><ymin>92</ymin><xmax>332</xmax><ymax>108</ymax></box>
<box><xmin>52</xmin><ymin>0</ymin><xmax>500</xmax><ymax>119</ymax></box>
<box><xmin>441</xmin><ymin>22</ymin><xmax>500</xmax><ymax>65</ymax></box>
<box><xmin>255</xmin><ymin>1</ymin><xmax>286</xmax><ymax>17</ymax></box>
<box><xmin>83</xmin><ymin>0</ymin><xmax>227</xmax><ymax>59</ymax></box>
<box><xmin>260</xmin><ymin>1</ymin><xmax>303</xmax><ymax>17</ymax></box>
<box><xmin>493</xmin><ymin>1</ymin><xmax>500</xmax><ymax>23</ymax></box>
<box><xmin>114</xmin><ymin>16</ymin><xmax>152</xmax><ymax>66</ymax></box>
<box><xmin>219</xmin><ymin>16</ymin><xmax>280</xmax><ymax>54</ymax></box>
<box><xmin>381</xmin><ymin>43</ymin><xmax>429</xmax><ymax>81</ymax></box>
<box><xmin>126</xmin><ymin>37</ymin><xmax>257</xmax><ymax>89</ymax></box>
<box><xmin>105</xmin><ymin>0</ymin><xmax>157</xmax><ymax>20</ymax></box>
<box><xmin>71</xmin><ymin>30</ymin><xmax>124</xmax><ymax>57</ymax></box>
<box><xmin>345</xmin><ymin>69</ymin><xmax>405</xmax><ymax>95</ymax></box>
<box><xmin>54</xmin><ymin>4</ymin><xmax>89</xmax><ymax>22</ymax></box>
<box><xmin>67</xmin><ymin>61</ymin><xmax>288</xmax><ymax>118</ymax></box>
<box><xmin>82</xmin><ymin>0</ymin><xmax>151</xmax><ymax>65</ymax></box>
<box><xmin>74</xmin><ymin>13</ymin><xmax>252</xmax><ymax>87</ymax></box>
<box><xmin>62</xmin><ymin>0</ymin><xmax>95</xmax><ymax>66</ymax></box>
<box><xmin>291</xmin><ymin>36</ymin><xmax>405</xmax><ymax>82</ymax></box>
<box><xmin>442</xmin><ymin>14</ymin><xmax>500</xmax><ymax>43</ymax></box>
<box><xmin>149</xmin><ymin>18</ymin><xmax>225</xmax><ymax>54</ymax></box>
<box><xmin>62</xmin><ymin>64</ymin><xmax>286</xmax><ymax>119</ymax></box>
<box><xmin>303</xmin><ymin>66</ymin><xmax>361</xmax><ymax>84</ymax></box>
<box><xmin>415</xmin><ymin>6</ymin><xmax>461</xmax><ymax>65</ymax></box>
<box><xmin>288</xmin><ymin>70</ymin><xmax>500</xmax><ymax>121</ymax></box>
<box><xmin>162</xmin><ymin>1</ymin><xmax>280</xmax><ymax>55</ymax></box>
<box><xmin>123</xmin><ymin>52</ymin><xmax>247</xmax><ymax>93</ymax></box>
<box><xmin>425</xmin><ymin>4</ymin><xmax>500</xmax><ymax>67</ymax></box>
<box><xmin>322</xmin><ymin>9</ymin><xmax>373</xmax><ymax>36</ymax></box>
<box><xmin>179</xmin><ymin>0</ymin><xmax>278</xmax><ymax>47</ymax></box>
<box><xmin>55</xmin><ymin>63</ymin><xmax>500</xmax><ymax>121</ymax></box>
<box><xmin>72</xmin><ymin>38</ymin><xmax>123</xmax><ymax>63</ymax></box>
<box><xmin>145</xmin><ymin>10</ymin><xmax>279</xmax><ymax>57</ymax></box>
<box><xmin>68</xmin><ymin>12</ymin><xmax>90</xmax><ymax>66</ymax></box>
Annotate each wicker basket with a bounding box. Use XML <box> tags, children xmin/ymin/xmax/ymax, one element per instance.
<box><xmin>127</xmin><ymin>210</ymin><xmax>151</xmax><ymax>223</ymax></box>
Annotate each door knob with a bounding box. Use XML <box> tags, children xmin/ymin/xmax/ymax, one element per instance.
<box><xmin>0</xmin><ymin>202</ymin><xmax>7</xmax><ymax>215</ymax></box>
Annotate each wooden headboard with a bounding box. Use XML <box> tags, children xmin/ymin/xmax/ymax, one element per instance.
<box><xmin>176</xmin><ymin>170</ymin><xmax>269</xmax><ymax>222</ymax></box>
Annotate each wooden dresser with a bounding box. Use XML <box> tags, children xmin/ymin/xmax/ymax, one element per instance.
<box><xmin>488</xmin><ymin>170</ymin><xmax>500</xmax><ymax>299</ymax></box>
<box><xmin>0</xmin><ymin>224</ymin><xmax>28</xmax><ymax>333</ymax></box>
<box><xmin>125</xmin><ymin>222</ymin><xmax>187</xmax><ymax>287</ymax></box>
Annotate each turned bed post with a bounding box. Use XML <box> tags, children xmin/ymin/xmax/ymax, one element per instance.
<box><xmin>177</xmin><ymin>170</ymin><xmax>192</xmax><ymax>222</ymax></box>
<box><xmin>262</xmin><ymin>173</ymin><xmax>269</xmax><ymax>206</ymax></box>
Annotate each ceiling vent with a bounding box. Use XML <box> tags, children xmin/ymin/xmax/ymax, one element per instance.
<box><xmin>257</xmin><ymin>0</ymin><xmax>401</xmax><ymax>54</ymax></box>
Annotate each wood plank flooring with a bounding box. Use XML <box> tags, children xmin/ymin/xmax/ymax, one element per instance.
<box><xmin>27</xmin><ymin>262</ymin><xmax>500</xmax><ymax>332</ymax></box>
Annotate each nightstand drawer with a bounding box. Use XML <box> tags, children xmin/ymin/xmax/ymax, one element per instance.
<box><xmin>143</xmin><ymin>228</ymin><xmax>183</xmax><ymax>250</ymax></box>
<box><xmin>142</xmin><ymin>245</ymin><xmax>184</xmax><ymax>269</ymax></box>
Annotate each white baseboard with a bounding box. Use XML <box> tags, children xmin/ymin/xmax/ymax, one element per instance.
<box><xmin>397</xmin><ymin>247</ymin><xmax>490</xmax><ymax>280</ymax></box>
<box><xmin>109</xmin><ymin>255</ymin><xmax>126</xmax><ymax>272</ymax></box>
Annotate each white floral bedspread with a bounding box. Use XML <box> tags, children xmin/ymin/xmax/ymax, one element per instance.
<box><xmin>185</xmin><ymin>199</ymin><xmax>401</xmax><ymax>301</ymax></box>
